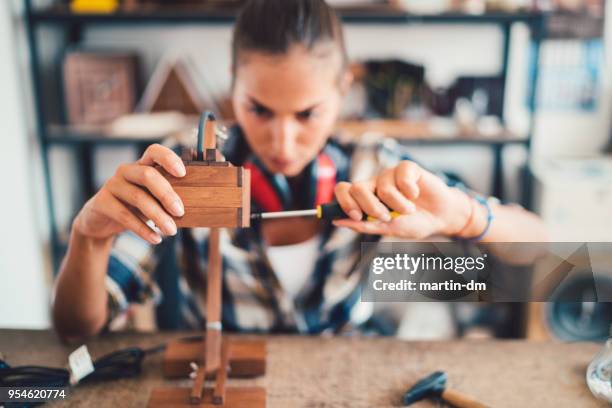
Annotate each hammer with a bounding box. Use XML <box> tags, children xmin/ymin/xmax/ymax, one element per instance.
<box><xmin>403</xmin><ymin>371</ymin><xmax>490</xmax><ymax>408</ymax></box>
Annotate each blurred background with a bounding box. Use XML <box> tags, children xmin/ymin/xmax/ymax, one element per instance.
<box><xmin>1</xmin><ymin>0</ymin><xmax>611</xmax><ymax>341</ymax></box>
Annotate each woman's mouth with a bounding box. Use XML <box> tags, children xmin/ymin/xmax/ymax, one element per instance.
<box><xmin>269</xmin><ymin>157</ymin><xmax>295</xmax><ymax>170</ymax></box>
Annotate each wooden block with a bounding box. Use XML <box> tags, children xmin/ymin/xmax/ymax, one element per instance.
<box><xmin>159</xmin><ymin>163</ymin><xmax>250</xmax><ymax>228</ymax></box>
<box><xmin>160</xmin><ymin>166</ymin><xmax>239</xmax><ymax>187</ymax></box>
<box><xmin>148</xmin><ymin>387</ymin><xmax>265</xmax><ymax>408</ymax></box>
<box><xmin>174</xmin><ymin>187</ymin><xmax>242</xmax><ymax>208</ymax></box>
<box><xmin>163</xmin><ymin>340</ymin><xmax>266</xmax><ymax>379</ymax></box>
<box><xmin>174</xmin><ymin>208</ymin><xmax>241</xmax><ymax>229</ymax></box>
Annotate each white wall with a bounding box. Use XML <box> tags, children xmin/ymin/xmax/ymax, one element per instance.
<box><xmin>0</xmin><ymin>1</ymin><xmax>50</xmax><ymax>328</ymax></box>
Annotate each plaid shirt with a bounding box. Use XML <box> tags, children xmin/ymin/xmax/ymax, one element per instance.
<box><xmin>105</xmin><ymin>135</ymin><xmax>470</xmax><ymax>334</ymax></box>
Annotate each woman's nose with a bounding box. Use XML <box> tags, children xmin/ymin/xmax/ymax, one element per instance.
<box><xmin>271</xmin><ymin>118</ymin><xmax>298</xmax><ymax>156</ymax></box>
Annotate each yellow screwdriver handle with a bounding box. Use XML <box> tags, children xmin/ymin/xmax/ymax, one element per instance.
<box><xmin>317</xmin><ymin>202</ymin><xmax>400</xmax><ymax>221</ymax></box>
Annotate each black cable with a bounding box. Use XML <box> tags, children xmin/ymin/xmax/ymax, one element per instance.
<box><xmin>0</xmin><ymin>337</ymin><xmax>214</xmax><ymax>408</ymax></box>
<box><xmin>0</xmin><ymin>334</ymin><xmax>209</xmax><ymax>408</ymax></box>
<box><xmin>0</xmin><ymin>334</ymin><xmax>206</xmax><ymax>390</ymax></box>
<box><xmin>0</xmin><ymin>342</ymin><xmax>167</xmax><ymax>389</ymax></box>
<box><xmin>0</xmin><ymin>364</ymin><xmax>69</xmax><ymax>388</ymax></box>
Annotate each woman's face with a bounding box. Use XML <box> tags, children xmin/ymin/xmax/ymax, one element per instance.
<box><xmin>232</xmin><ymin>44</ymin><xmax>349</xmax><ymax>177</ymax></box>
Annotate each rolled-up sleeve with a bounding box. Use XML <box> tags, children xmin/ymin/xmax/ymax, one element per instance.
<box><xmin>105</xmin><ymin>232</ymin><xmax>161</xmax><ymax>326</ymax></box>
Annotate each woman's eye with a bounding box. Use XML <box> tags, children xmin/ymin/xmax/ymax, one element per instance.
<box><xmin>249</xmin><ymin>105</ymin><xmax>272</xmax><ymax>118</ymax></box>
<box><xmin>296</xmin><ymin>110</ymin><xmax>314</xmax><ymax>121</ymax></box>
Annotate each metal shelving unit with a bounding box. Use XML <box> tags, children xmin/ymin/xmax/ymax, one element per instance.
<box><xmin>24</xmin><ymin>0</ymin><xmax>546</xmax><ymax>270</ymax></box>
<box><xmin>28</xmin><ymin>5</ymin><xmax>542</xmax><ymax>24</ymax></box>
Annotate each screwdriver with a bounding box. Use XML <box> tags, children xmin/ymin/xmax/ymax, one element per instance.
<box><xmin>250</xmin><ymin>202</ymin><xmax>400</xmax><ymax>221</ymax></box>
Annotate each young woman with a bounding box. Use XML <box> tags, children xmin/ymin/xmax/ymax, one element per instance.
<box><xmin>52</xmin><ymin>0</ymin><xmax>547</xmax><ymax>340</ymax></box>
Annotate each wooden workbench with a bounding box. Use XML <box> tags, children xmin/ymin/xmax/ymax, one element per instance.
<box><xmin>0</xmin><ymin>330</ymin><xmax>606</xmax><ymax>407</ymax></box>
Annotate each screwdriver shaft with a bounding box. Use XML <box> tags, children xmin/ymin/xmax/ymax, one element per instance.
<box><xmin>251</xmin><ymin>209</ymin><xmax>318</xmax><ymax>220</ymax></box>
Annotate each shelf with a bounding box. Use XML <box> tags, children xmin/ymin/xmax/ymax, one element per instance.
<box><xmin>28</xmin><ymin>4</ymin><xmax>544</xmax><ymax>26</ymax></box>
<box><xmin>29</xmin><ymin>4</ymin><xmax>236</xmax><ymax>25</ymax></box>
<box><xmin>46</xmin><ymin>125</ymin><xmax>164</xmax><ymax>146</ymax></box>
<box><xmin>337</xmin><ymin>120</ymin><xmax>527</xmax><ymax>146</ymax></box>
<box><xmin>388</xmin><ymin>137</ymin><xmax>527</xmax><ymax>146</ymax></box>
<box><xmin>46</xmin><ymin>121</ymin><xmax>527</xmax><ymax>147</ymax></box>
<box><xmin>338</xmin><ymin>8</ymin><xmax>543</xmax><ymax>25</ymax></box>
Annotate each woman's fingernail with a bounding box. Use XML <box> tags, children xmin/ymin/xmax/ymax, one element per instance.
<box><xmin>173</xmin><ymin>162</ymin><xmax>186</xmax><ymax>177</ymax></box>
<box><xmin>151</xmin><ymin>234</ymin><xmax>162</xmax><ymax>244</ymax></box>
<box><xmin>171</xmin><ymin>200</ymin><xmax>184</xmax><ymax>217</ymax></box>
<box><xmin>349</xmin><ymin>210</ymin><xmax>362</xmax><ymax>221</ymax></box>
<box><xmin>164</xmin><ymin>221</ymin><xmax>177</xmax><ymax>236</ymax></box>
<box><xmin>380</xmin><ymin>212</ymin><xmax>392</xmax><ymax>222</ymax></box>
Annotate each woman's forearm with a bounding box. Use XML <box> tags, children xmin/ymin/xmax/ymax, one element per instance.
<box><xmin>52</xmin><ymin>227</ymin><xmax>114</xmax><ymax>341</ymax></box>
<box><xmin>487</xmin><ymin>204</ymin><xmax>548</xmax><ymax>242</ymax></box>
<box><xmin>449</xmin><ymin>187</ymin><xmax>548</xmax><ymax>243</ymax></box>
<box><xmin>453</xmin><ymin>196</ymin><xmax>549</xmax><ymax>265</ymax></box>
<box><xmin>468</xmin><ymin>202</ymin><xmax>549</xmax><ymax>243</ymax></box>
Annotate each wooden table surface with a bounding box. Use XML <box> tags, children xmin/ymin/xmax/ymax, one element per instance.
<box><xmin>0</xmin><ymin>330</ymin><xmax>606</xmax><ymax>407</ymax></box>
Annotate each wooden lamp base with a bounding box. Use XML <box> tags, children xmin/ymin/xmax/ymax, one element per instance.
<box><xmin>148</xmin><ymin>114</ymin><xmax>265</xmax><ymax>408</ymax></box>
<box><xmin>163</xmin><ymin>339</ymin><xmax>266</xmax><ymax>378</ymax></box>
<box><xmin>147</xmin><ymin>387</ymin><xmax>266</xmax><ymax>408</ymax></box>
<box><xmin>149</xmin><ymin>339</ymin><xmax>266</xmax><ymax>408</ymax></box>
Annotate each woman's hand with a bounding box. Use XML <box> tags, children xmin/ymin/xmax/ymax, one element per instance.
<box><xmin>333</xmin><ymin>161</ymin><xmax>476</xmax><ymax>239</ymax></box>
<box><xmin>72</xmin><ymin>144</ymin><xmax>187</xmax><ymax>245</ymax></box>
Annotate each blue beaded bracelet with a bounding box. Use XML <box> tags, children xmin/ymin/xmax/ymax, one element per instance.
<box><xmin>454</xmin><ymin>194</ymin><xmax>494</xmax><ymax>243</ymax></box>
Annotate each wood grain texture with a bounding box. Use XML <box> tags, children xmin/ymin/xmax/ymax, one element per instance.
<box><xmin>148</xmin><ymin>387</ymin><xmax>265</xmax><ymax>408</ymax></box>
<box><xmin>159</xmin><ymin>165</ymin><xmax>251</xmax><ymax>228</ymax></box>
<box><xmin>174</xmin><ymin>208</ymin><xmax>240</xmax><ymax>229</ymax></box>
<box><xmin>173</xmin><ymin>187</ymin><xmax>242</xmax><ymax>208</ymax></box>
<box><xmin>160</xmin><ymin>166</ymin><xmax>239</xmax><ymax>187</ymax></box>
<box><xmin>163</xmin><ymin>340</ymin><xmax>267</xmax><ymax>379</ymax></box>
